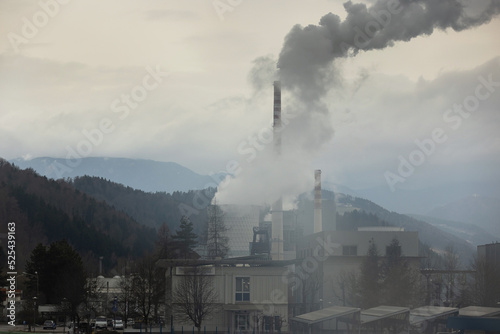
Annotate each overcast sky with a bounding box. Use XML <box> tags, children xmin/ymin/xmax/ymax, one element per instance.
<box><xmin>1</xmin><ymin>0</ymin><xmax>499</xmax><ymax>204</ymax></box>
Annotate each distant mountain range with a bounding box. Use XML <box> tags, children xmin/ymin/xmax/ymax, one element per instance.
<box><xmin>332</xmin><ymin>181</ymin><xmax>500</xmax><ymax>216</ymax></box>
<box><xmin>71</xmin><ymin>176</ymin><xmax>478</xmax><ymax>264</ymax></box>
<box><xmin>10</xmin><ymin>157</ymin><xmax>226</xmax><ymax>194</ymax></box>
<box><xmin>9</xmin><ymin>155</ymin><xmax>497</xmax><ymax>264</ymax></box>
<box><xmin>408</xmin><ymin>214</ymin><xmax>499</xmax><ymax>247</ymax></box>
<box><xmin>426</xmin><ymin>195</ymin><xmax>500</xmax><ymax>240</ymax></box>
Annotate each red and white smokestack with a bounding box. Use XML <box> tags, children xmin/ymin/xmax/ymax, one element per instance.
<box><xmin>271</xmin><ymin>80</ymin><xmax>284</xmax><ymax>260</ymax></box>
<box><xmin>314</xmin><ymin>169</ymin><xmax>322</xmax><ymax>233</ymax></box>
<box><xmin>273</xmin><ymin>80</ymin><xmax>281</xmax><ymax>154</ymax></box>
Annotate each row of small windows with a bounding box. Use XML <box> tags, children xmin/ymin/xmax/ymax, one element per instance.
<box><xmin>298</xmin><ymin>246</ymin><xmax>358</xmax><ymax>258</ymax></box>
<box><xmin>342</xmin><ymin>245</ymin><xmax>357</xmax><ymax>256</ymax></box>
<box><xmin>299</xmin><ymin>245</ymin><xmax>402</xmax><ymax>258</ymax></box>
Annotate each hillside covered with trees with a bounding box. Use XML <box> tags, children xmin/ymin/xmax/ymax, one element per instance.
<box><xmin>71</xmin><ymin>175</ymin><xmax>213</xmax><ymax>237</ymax></box>
<box><xmin>0</xmin><ymin>159</ymin><xmax>156</xmax><ymax>272</ymax></box>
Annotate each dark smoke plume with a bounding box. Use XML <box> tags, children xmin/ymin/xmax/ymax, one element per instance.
<box><xmin>217</xmin><ymin>0</ymin><xmax>500</xmax><ymax>205</ymax></box>
<box><xmin>278</xmin><ymin>0</ymin><xmax>500</xmax><ymax>98</ymax></box>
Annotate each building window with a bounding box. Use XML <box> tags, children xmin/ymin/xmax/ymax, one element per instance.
<box><xmin>342</xmin><ymin>245</ymin><xmax>357</xmax><ymax>256</ymax></box>
<box><xmin>235</xmin><ymin>314</ymin><xmax>249</xmax><ymax>330</ymax></box>
<box><xmin>274</xmin><ymin>316</ymin><xmax>281</xmax><ymax>331</ymax></box>
<box><xmin>263</xmin><ymin>316</ymin><xmax>282</xmax><ymax>331</ymax></box>
<box><xmin>386</xmin><ymin>244</ymin><xmax>401</xmax><ymax>257</ymax></box>
<box><xmin>235</xmin><ymin>277</ymin><xmax>250</xmax><ymax>302</ymax></box>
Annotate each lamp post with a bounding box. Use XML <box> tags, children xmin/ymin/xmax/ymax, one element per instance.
<box><xmin>33</xmin><ymin>296</ymin><xmax>38</xmax><ymax>331</ymax></box>
<box><xmin>62</xmin><ymin>298</ymin><xmax>67</xmax><ymax>334</ymax></box>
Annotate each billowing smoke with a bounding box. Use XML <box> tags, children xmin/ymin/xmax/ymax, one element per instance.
<box><xmin>279</xmin><ymin>0</ymin><xmax>500</xmax><ymax>89</ymax></box>
<box><xmin>216</xmin><ymin>0</ymin><xmax>500</xmax><ymax>206</ymax></box>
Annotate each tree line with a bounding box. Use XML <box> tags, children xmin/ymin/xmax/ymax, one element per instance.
<box><xmin>17</xmin><ymin>200</ymin><xmax>230</xmax><ymax>332</ymax></box>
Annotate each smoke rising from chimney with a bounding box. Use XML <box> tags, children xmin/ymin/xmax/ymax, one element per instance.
<box><xmin>216</xmin><ymin>0</ymin><xmax>500</xmax><ymax>207</ymax></box>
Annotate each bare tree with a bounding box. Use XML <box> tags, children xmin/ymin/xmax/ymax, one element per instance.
<box><xmin>172</xmin><ymin>266</ymin><xmax>220</xmax><ymax>333</ymax></box>
<box><xmin>131</xmin><ymin>256</ymin><xmax>166</xmax><ymax>325</ymax></box>
<box><xmin>155</xmin><ymin>222</ymin><xmax>174</xmax><ymax>259</ymax></box>
<box><xmin>118</xmin><ymin>274</ymin><xmax>135</xmax><ymax>328</ymax></box>
<box><xmin>443</xmin><ymin>244</ymin><xmax>460</xmax><ymax>306</ymax></box>
<box><xmin>300</xmin><ymin>270</ymin><xmax>323</xmax><ymax>313</ymax></box>
<box><xmin>206</xmin><ymin>199</ymin><xmax>229</xmax><ymax>259</ymax></box>
<box><xmin>78</xmin><ymin>277</ymin><xmax>102</xmax><ymax>326</ymax></box>
<box><xmin>467</xmin><ymin>255</ymin><xmax>500</xmax><ymax>306</ymax></box>
<box><xmin>335</xmin><ymin>270</ymin><xmax>360</xmax><ymax>307</ymax></box>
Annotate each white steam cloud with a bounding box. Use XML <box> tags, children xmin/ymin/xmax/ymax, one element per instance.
<box><xmin>216</xmin><ymin>0</ymin><xmax>500</xmax><ymax>206</ymax></box>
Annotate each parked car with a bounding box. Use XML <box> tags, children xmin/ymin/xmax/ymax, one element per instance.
<box><xmin>113</xmin><ymin>319</ymin><xmax>123</xmax><ymax>330</ymax></box>
<box><xmin>95</xmin><ymin>316</ymin><xmax>107</xmax><ymax>329</ymax></box>
<box><xmin>43</xmin><ymin>320</ymin><xmax>56</xmax><ymax>330</ymax></box>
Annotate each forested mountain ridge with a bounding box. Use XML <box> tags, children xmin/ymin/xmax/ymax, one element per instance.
<box><xmin>71</xmin><ymin>175</ymin><xmax>214</xmax><ymax>236</ymax></box>
<box><xmin>2</xmin><ymin>156</ymin><xmax>477</xmax><ymax>274</ymax></box>
<box><xmin>10</xmin><ymin>156</ymin><xmax>226</xmax><ymax>194</ymax></box>
<box><xmin>71</xmin><ymin>175</ymin><xmax>477</xmax><ymax>265</ymax></box>
<box><xmin>0</xmin><ymin>159</ymin><xmax>157</xmax><ymax>272</ymax></box>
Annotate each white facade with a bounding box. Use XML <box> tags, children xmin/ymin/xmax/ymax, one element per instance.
<box><xmin>87</xmin><ymin>275</ymin><xmax>124</xmax><ymax>316</ymax></box>
<box><xmin>167</xmin><ymin>261</ymin><xmax>290</xmax><ymax>333</ymax></box>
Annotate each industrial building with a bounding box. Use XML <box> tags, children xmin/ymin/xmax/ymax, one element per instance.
<box><xmin>477</xmin><ymin>242</ymin><xmax>500</xmax><ymax>268</ymax></box>
<box><xmin>219</xmin><ymin>204</ymin><xmax>261</xmax><ymax>258</ymax></box>
<box><xmin>157</xmin><ymin>258</ymin><xmax>292</xmax><ymax>333</ymax></box>
<box><xmin>155</xmin><ymin>80</ymin><xmax>500</xmax><ymax>334</ymax></box>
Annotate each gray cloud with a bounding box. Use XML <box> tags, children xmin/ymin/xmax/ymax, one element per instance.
<box><xmin>217</xmin><ymin>1</ymin><xmax>500</xmax><ymax>205</ymax></box>
<box><xmin>144</xmin><ymin>9</ymin><xmax>198</xmax><ymax>21</ymax></box>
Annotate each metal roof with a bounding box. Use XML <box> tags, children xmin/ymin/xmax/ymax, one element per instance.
<box><xmin>361</xmin><ymin>305</ymin><xmax>410</xmax><ymax>324</ymax></box>
<box><xmin>156</xmin><ymin>257</ymin><xmax>297</xmax><ymax>268</ymax></box>
<box><xmin>291</xmin><ymin>306</ymin><xmax>360</xmax><ymax>325</ymax></box>
<box><xmin>448</xmin><ymin>316</ymin><xmax>500</xmax><ymax>331</ymax></box>
<box><xmin>459</xmin><ymin>306</ymin><xmax>500</xmax><ymax>317</ymax></box>
<box><xmin>410</xmin><ymin>306</ymin><xmax>459</xmax><ymax>325</ymax></box>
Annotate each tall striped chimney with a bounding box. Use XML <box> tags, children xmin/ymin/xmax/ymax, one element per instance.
<box><xmin>273</xmin><ymin>81</ymin><xmax>282</xmax><ymax>153</ymax></box>
<box><xmin>314</xmin><ymin>169</ymin><xmax>322</xmax><ymax>233</ymax></box>
<box><xmin>271</xmin><ymin>80</ymin><xmax>284</xmax><ymax>260</ymax></box>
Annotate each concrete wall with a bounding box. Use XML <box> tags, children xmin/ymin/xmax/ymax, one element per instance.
<box><xmin>170</xmin><ymin>265</ymin><xmax>289</xmax><ymax>333</ymax></box>
<box><xmin>297</xmin><ymin>230</ymin><xmax>419</xmax><ymax>258</ymax></box>
<box><xmin>295</xmin><ymin>229</ymin><xmax>420</xmax><ymax>308</ymax></box>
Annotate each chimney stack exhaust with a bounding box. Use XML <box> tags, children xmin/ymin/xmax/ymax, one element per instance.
<box><xmin>314</xmin><ymin>169</ymin><xmax>322</xmax><ymax>233</ymax></box>
<box><xmin>271</xmin><ymin>80</ymin><xmax>284</xmax><ymax>260</ymax></box>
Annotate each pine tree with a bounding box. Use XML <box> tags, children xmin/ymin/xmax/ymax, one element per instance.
<box><xmin>358</xmin><ymin>239</ymin><xmax>381</xmax><ymax>309</ymax></box>
<box><xmin>205</xmin><ymin>199</ymin><xmax>229</xmax><ymax>259</ymax></box>
<box><xmin>381</xmin><ymin>238</ymin><xmax>424</xmax><ymax>307</ymax></box>
<box><xmin>25</xmin><ymin>240</ymin><xmax>87</xmax><ymax>323</ymax></box>
<box><xmin>172</xmin><ymin>216</ymin><xmax>198</xmax><ymax>258</ymax></box>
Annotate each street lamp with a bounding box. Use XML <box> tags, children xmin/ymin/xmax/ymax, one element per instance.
<box><xmin>33</xmin><ymin>296</ymin><xmax>38</xmax><ymax>330</ymax></box>
<box><xmin>62</xmin><ymin>298</ymin><xmax>67</xmax><ymax>334</ymax></box>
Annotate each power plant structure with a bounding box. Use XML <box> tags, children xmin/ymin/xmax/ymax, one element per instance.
<box><xmin>271</xmin><ymin>80</ymin><xmax>284</xmax><ymax>261</ymax></box>
<box><xmin>237</xmin><ymin>80</ymin><xmax>336</xmax><ymax>260</ymax></box>
<box><xmin>314</xmin><ymin>169</ymin><xmax>322</xmax><ymax>234</ymax></box>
